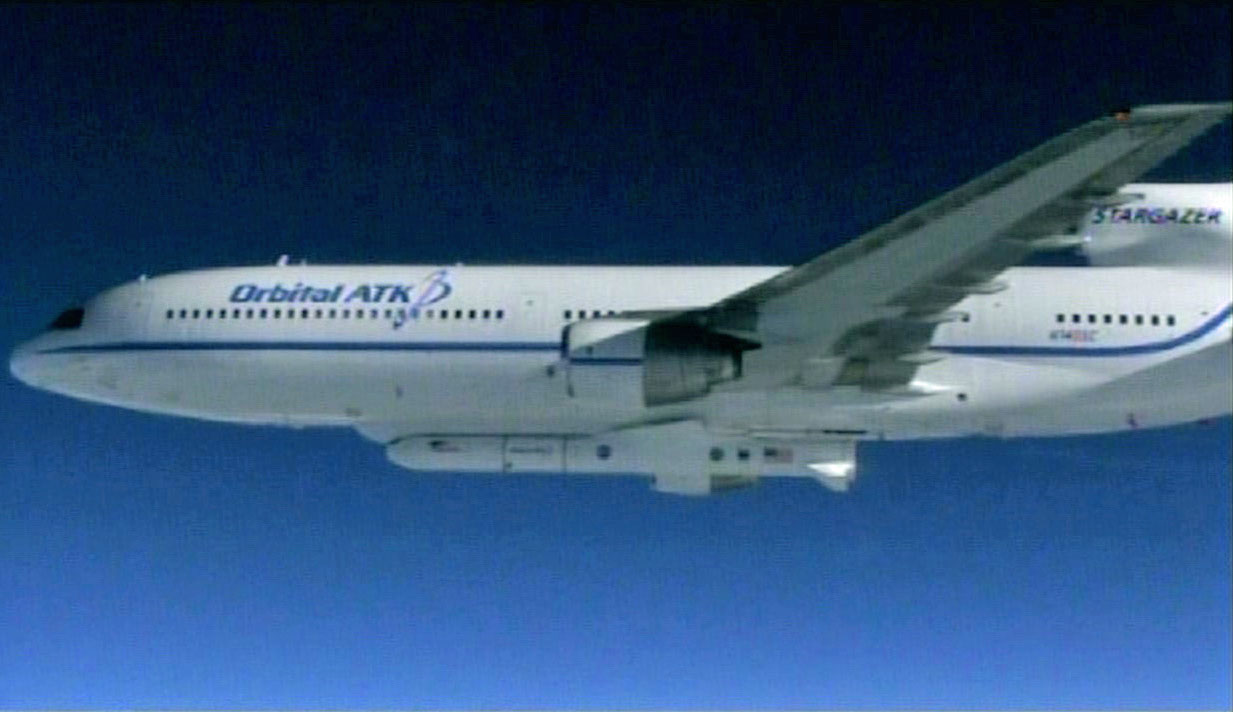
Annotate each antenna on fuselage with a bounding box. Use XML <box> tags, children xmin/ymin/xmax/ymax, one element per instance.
<box><xmin>276</xmin><ymin>254</ymin><xmax>290</xmax><ymax>266</ymax></box>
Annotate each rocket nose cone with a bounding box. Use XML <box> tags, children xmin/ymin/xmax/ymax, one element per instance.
<box><xmin>9</xmin><ymin>340</ymin><xmax>40</xmax><ymax>387</ymax></box>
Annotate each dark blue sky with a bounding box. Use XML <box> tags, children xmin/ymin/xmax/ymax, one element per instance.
<box><xmin>1</xmin><ymin>5</ymin><xmax>1230</xmax><ymax>708</ymax></box>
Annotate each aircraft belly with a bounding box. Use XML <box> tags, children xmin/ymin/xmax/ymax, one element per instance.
<box><xmin>56</xmin><ymin>349</ymin><xmax>645</xmax><ymax>431</ymax></box>
<box><xmin>999</xmin><ymin>337</ymin><xmax>1233</xmax><ymax>436</ymax></box>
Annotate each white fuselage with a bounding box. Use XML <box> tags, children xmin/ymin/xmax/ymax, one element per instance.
<box><xmin>10</xmin><ymin>266</ymin><xmax>1231</xmax><ymax>441</ymax></box>
<box><xmin>10</xmin><ymin>184</ymin><xmax>1232</xmax><ymax>453</ymax></box>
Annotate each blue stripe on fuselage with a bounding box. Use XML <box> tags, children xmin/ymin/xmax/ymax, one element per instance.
<box><xmin>34</xmin><ymin>303</ymin><xmax>1232</xmax><ymax>359</ymax></box>
<box><xmin>933</xmin><ymin>303</ymin><xmax>1232</xmax><ymax>357</ymax></box>
<box><xmin>39</xmin><ymin>340</ymin><xmax>560</xmax><ymax>355</ymax></box>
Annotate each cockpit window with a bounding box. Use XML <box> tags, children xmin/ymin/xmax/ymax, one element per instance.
<box><xmin>49</xmin><ymin>307</ymin><xmax>85</xmax><ymax>330</ymax></box>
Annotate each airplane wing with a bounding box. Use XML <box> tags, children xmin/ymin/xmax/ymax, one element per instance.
<box><xmin>667</xmin><ymin>102</ymin><xmax>1233</xmax><ymax>392</ymax></box>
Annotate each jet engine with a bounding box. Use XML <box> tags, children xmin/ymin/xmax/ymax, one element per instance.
<box><xmin>563</xmin><ymin>319</ymin><xmax>753</xmax><ymax>406</ymax></box>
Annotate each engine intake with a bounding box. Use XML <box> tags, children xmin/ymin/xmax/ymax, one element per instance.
<box><xmin>642</xmin><ymin>323</ymin><xmax>744</xmax><ymax>406</ymax></box>
<box><xmin>563</xmin><ymin>319</ymin><xmax>752</xmax><ymax>406</ymax></box>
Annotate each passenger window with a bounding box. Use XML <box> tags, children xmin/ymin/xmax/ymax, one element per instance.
<box><xmin>273</xmin><ymin>309</ymin><xmax>281</xmax><ymax>318</ymax></box>
<box><xmin>303</xmin><ymin>309</ymin><xmax>310</xmax><ymax>318</ymax></box>
<box><xmin>482</xmin><ymin>309</ymin><xmax>491</xmax><ymax>319</ymax></box>
<box><xmin>565</xmin><ymin>310</ymin><xmax>572</xmax><ymax>320</ymax></box>
<box><xmin>192</xmin><ymin>309</ymin><xmax>200</xmax><ymax>319</ymax></box>
<box><xmin>219</xmin><ymin>310</ymin><xmax>227</xmax><ymax>319</ymax></box>
<box><xmin>259</xmin><ymin>309</ymin><xmax>268</xmax><ymax>319</ymax></box>
<box><xmin>1151</xmin><ymin>315</ymin><xmax>1159</xmax><ymax>326</ymax></box>
<box><xmin>1135</xmin><ymin>315</ymin><xmax>1143</xmax><ymax>325</ymax></box>
<box><xmin>1103</xmin><ymin>314</ymin><xmax>1112</xmax><ymax>324</ymax></box>
<box><xmin>1072</xmin><ymin>314</ymin><xmax>1081</xmax><ymax>323</ymax></box>
<box><xmin>1056</xmin><ymin>314</ymin><xmax>1064</xmax><ymax>323</ymax></box>
<box><xmin>468</xmin><ymin>309</ymin><xmax>477</xmax><ymax>319</ymax></box>
<box><xmin>328</xmin><ymin>309</ymin><xmax>336</xmax><ymax>318</ymax></box>
<box><xmin>287</xmin><ymin>309</ymin><xmax>295</xmax><ymax>319</ymax></box>
<box><xmin>355</xmin><ymin>310</ymin><xmax>364</xmax><ymax>319</ymax></box>
<box><xmin>454</xmin><ymin>310</ymin><xmax>463</xmax><ymax>319</ymax></box>
<box><xmin>1167</xmin><ymin>315</ymin><xmax>1176</xmax><ymax>326</ymax></box>
<box><xmin>166</xmin><ymin>309</ymin><xmax>174</xmax><ymax>319</ymax></box>
<box><xmin>1119</xmin><ymin>314</ymin><xmax>1127</xmax><ymax>324</ymax></box>
<box><xmin>496</xmin><ymin>309</ymin><xmax>505</xmax><ymax>319</ymax></box>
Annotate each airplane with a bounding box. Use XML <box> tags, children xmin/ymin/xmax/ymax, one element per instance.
<box><xmin>10</xmin><ymin>103</ymin><xmax>1232</xmax><ymax>495</ymax></box>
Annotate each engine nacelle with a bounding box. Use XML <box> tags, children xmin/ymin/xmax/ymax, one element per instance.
<box><xmin>563</xmin><ymin>319</ymin><xmax>749</xmax><ymax>407</ymax></box>
<box><xmin>386</xmin><ymin>422</ymin><xmax>859</xmax><ymax>495</ymax></box>
<box><xmin>642</xmin><ymin>322</ymin><xmax>744</xmax><ymax>406</ymax></box>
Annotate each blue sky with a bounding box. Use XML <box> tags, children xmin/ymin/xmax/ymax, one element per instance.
<box><xmin>1</xmin><ymin>5</ymin><xmax>1230</xmax><ymax>708</ymax></box>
